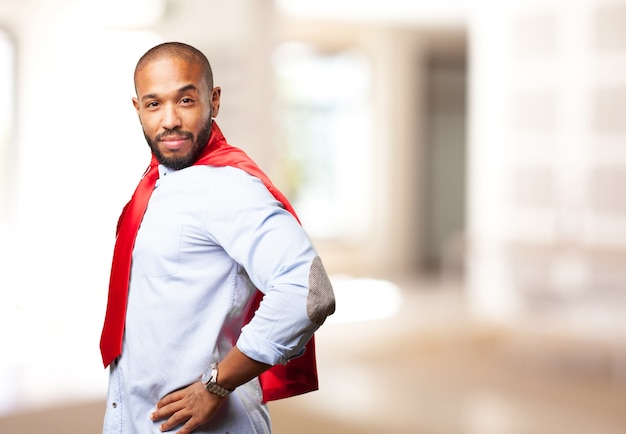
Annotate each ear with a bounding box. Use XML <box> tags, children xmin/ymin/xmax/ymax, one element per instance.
<box><xmin>210</xmin><ymin>87</ymin><xmax>221</xmax><ymax>118</ymax></box>
<box><xmin>132</xmin><ymin>97</ymin><xmax>140</xmax><ymax>114</ymax></box>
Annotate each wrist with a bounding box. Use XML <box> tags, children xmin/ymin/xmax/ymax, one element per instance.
<box><xmin>202</xmin><ymin>363</ymin><xmax>235</xmax><ymax>398</ymax></box>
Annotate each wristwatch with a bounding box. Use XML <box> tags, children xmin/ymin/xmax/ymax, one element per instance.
<box><xmin>203</xmin><ymin>363</ymin><xmax>234</xmax><ymax>398</ymax></box>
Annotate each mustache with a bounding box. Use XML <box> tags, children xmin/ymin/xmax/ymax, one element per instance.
<box><xmin>155</xmin><ymin>129</ymin><xmax>193</xmax><ymax>142</ymax></box>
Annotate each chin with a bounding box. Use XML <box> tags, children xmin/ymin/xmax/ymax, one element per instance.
<box><xmin>152</xmin><ymin>150</ymin><xmax>188</xmax><ymax>169</ymax></box>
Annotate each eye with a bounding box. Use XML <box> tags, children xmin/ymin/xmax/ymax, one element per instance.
<box><xmin>181</xmin><ymin>97</ymin><xmax>194</xmax><ymax>105</ymax></box>
<box><xmin>146</xmin><ymin>101</ymin><xmax>160</xmax><ymax>109</ymax></box>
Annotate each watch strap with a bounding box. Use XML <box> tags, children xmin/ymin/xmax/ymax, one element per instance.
<box><xmin>203</xmin><ymin>363</ymin><xmax>234</xmax><ymax>398</ymax></box>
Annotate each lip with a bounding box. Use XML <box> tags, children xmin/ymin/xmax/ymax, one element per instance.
<box><xmin>159</xmin><ymin>137</ymin><xmax>190</xmax><ymax>150</ymax></box>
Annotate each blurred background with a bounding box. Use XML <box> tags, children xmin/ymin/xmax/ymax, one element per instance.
<box><xmin>1</xmin><ymin>0</ymin><xmax>626</xmax><ymax>432</ymax></box>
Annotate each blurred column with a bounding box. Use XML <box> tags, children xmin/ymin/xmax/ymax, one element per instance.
<box><xmin>154</xmin><ymin>0</ymin><xmax>278</xmax><ymax>171</ymax></box>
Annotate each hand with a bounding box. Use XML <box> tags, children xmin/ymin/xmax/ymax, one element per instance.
<box><xmin>151</xmin><ymin>381</ymin><xmax>225</xmax><ymax>433</ymax></box>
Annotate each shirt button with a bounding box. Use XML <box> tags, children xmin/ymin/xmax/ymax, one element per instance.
<box><xmin>112</xmin><ymin>402</ymin><xmax>118</xmax><ymax>408</ymax></box>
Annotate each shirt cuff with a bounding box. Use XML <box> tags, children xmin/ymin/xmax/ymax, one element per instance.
<box><xmin>236</xmin><ymin>327</ymin><xmax>313</xmax><ymax>366</ymax></box>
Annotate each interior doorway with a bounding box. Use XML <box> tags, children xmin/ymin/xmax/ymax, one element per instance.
<box><xmin>421</xmin><ymin>37</ymin><xmax>467</xmax><ymax>277</ymax></box>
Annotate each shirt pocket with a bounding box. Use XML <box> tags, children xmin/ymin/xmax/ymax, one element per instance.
<box><xmin>134</xmin><ymin>222</ymin><xmax>182</xmax><ymax>277</ymax></box>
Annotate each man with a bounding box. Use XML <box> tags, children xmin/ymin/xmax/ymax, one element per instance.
<box><xmin>100</xmin><ymin>42</ymin><xmax>336</xmax><ymax>434</ymax></box>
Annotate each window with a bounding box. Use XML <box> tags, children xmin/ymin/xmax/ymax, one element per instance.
<box><xmin>273</xmin><ymin>43</ymin><xmax>372</xmax><ymax>240</ymax></box>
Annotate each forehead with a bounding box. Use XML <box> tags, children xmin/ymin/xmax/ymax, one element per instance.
<box><xmin>135</xmin><ymin>57</ymin><xmax>206</xmax><ymax>97</ymax></box>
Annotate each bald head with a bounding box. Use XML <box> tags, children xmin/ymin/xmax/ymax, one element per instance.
<box><xmin>134</xmin><ymin>42</ymin><xmax>214</xmax><ymax>94</ymax></box>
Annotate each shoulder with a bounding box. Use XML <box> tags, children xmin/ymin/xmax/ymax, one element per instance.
<box><xmin>180</xmin><ymin>165</ymin><xmax>280</xmax><ymax>209</ymax></box>
<box><xmin>183</xmin><ymin>165</ymin><xmax>267</xmax><ymax>192</ymax></box>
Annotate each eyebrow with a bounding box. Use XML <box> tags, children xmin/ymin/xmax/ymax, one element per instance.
<box><xmin>141</xmin><ymin>84</ymin><xmax>199</xmax><ymax>101</ymax></box>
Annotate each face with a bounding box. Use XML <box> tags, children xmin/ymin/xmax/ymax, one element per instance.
<box><xmin>132</xmin><ymin>56</ymin><xmax>221</xmax><ymax>170</ymax></box>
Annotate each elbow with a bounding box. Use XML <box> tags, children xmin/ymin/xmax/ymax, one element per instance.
<box><xmin>306</xmin><ymin>256</ymin><xmax>336</xmax><ymax>326</ymax></box>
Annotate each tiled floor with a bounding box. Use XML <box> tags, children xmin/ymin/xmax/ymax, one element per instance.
<box><xmin>2</xmin><ymin>276</ymin><xmax>625</xmax><ymax>433</ymax></box>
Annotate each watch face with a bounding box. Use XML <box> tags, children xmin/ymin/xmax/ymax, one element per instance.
<box><xmin>203</xmin><ymin>363</ymin><xmax>233</xmax><ymax>397</ymax></box>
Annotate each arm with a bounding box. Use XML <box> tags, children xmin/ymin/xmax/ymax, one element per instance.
<box><xmin>209</xmin><ymin>346</ymin><xmax>271</xmax><ymax>391</ymax></box>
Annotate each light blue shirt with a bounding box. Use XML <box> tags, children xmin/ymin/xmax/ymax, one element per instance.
<box><xmin>103</xmin><ymin>164</ymin><xmax>325</xmax><ymax>434</ymax></box>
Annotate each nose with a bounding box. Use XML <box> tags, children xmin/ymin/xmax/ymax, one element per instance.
<box><xmin>161</xmin><ymin>104</ymin><xmax>182</xmax><ymax>130</ymax></box>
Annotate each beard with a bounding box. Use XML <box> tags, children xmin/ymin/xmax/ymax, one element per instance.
<box><xmin>145</xmin><ymin>117</ymin><xmax>213</xmax><ymax>170</ymax></box>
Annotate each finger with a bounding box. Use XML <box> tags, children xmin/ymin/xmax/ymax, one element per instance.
<box><xmin>157</xmin><ymin>390</ymin><xmax>184</xmax><ymax>409</ymax></box>
<box><xmin>174</xmin><ymin>417</ymin><xmax>201</xmax><ymax>434</ymax></box>
<box><xmin>159</xmin><ymin>409</ymin><xmax>192</xmax><ymax>432</ymax></box>
<box><xmin>152</xmin><ymin>400</ymin><xmax>184</xmax><ymax>422</ymax></box>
